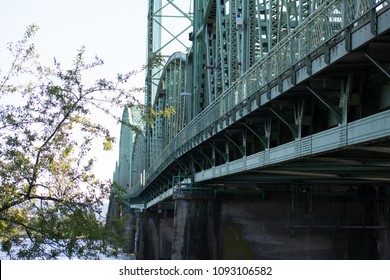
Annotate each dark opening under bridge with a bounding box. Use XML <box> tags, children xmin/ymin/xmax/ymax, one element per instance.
<box><xmin>107</xmin><ymin>0</ymin><xmax>390</xmax><ymax>259</ymax></box>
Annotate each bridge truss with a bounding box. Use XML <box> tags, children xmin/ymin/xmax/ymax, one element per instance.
<box><xmin>112</xmin><ymin>0</ymin><xmax>390</xmax><ymax>212</ymax></box>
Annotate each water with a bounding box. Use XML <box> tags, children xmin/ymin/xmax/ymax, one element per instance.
<box><xmin>0</xmin><ymin>241</ymin><xmax>133</xmax><ymax>260</ymax></box>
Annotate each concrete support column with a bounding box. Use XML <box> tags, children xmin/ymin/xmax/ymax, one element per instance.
<box><xmin>134</xmin><ymin>211</ymin><xmax>160</xmax><ymax>260</ymax></box>
<box><xmin>172</xmin><ymin>191</ymin><xmax>216</xmax><ymax>259</ymax></box>
<box><xmin>158</xmin><ymin>210</ymin><xmax>174</xmax><ymax>259</ymax></box>
<box><xmin>124</xmin><ymin>209</ymin><xmax>136</xmax><ymax>254</ymax></box>
<box><xmin>377</xmin><ymin>229</ymin><xmax>390</xmax><ymax>259</ymax></box>
<box><xmin>377</xmin><ymin>193</ymin><xmax>390</xmax><ymax>259</ymax></box>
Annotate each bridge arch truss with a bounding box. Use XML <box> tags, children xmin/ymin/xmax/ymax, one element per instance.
<box><xmin>118</xmin><ymin>0</ymin><xmax>390</xmax><ymax>209</ymax></box>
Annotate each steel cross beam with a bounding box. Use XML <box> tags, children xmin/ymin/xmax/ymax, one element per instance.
<box><xmin>363</xmin><ymin>52</ymin><xmax>390</xmax><ymax>79</ymax></box>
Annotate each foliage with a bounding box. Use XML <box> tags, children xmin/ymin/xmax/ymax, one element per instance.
<box><xmin>146</xmin><ymin>106</ymin><xmax>176</xmax><ymax>127</ymax></box>
<box><xmin>0</xmin><ymin>25</ymin><xmax>161</xmax><ymax>259</ymax></box>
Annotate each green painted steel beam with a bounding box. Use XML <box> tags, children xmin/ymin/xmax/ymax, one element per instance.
<box><xmin>119</xmin><ymin>0</ymin><xmax>390</xmax><ymax>207</ymax></box>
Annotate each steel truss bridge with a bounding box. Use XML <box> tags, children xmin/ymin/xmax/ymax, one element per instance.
<box><xmin>111</xmin><ymin>0</ymin><xmax>390</xmax><ymax>213</ymax></box>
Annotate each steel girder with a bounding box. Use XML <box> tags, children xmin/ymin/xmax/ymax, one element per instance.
<box><xmin>145</xmin><ymin>0</ymin><xmax>193</xmax><ymax>170</ymax></box>
<box><xmin>192</xmin><ymin>0</ymin><xmax>326</xmax><ymax>113</ymax></box>
<box><xmin>123</xmin><ymin>0</ymin><xmax>390</xmax><ymax>208</ymax></box>
<box><xmin>155</xmin><ymin>52</ymin><xmax>188</xmax><ymax>148</ymax></box>
<box><xmin>146</xmin><ymin>0</ymin><xmax>193</xmax><ymax>105</ymax></box>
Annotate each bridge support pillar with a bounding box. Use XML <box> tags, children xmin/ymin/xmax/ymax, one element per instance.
<box><xmin>172</xmin><ymin>191</ymin><xmax>217</xmax><ymax>259</ymax></box>
<box><xmin>134</xmin><ymin>211</ymin><xmax>162</xmax><ymax>260</ymax></box>
<box><xmin>378</xmin><ymin>229</ymin><xmax>390</xmax><ymax>259</ymax></box>
<box><xmin>377</xmin><ymin>198</ymin><xmax>390</xmax><ymax>259</ymax></box>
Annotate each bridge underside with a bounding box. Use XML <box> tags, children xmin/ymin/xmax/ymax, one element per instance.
<box><xmin>206</xmin><ymin>144</ymin><xmax>390</xmax><ymax>184</ymax></box>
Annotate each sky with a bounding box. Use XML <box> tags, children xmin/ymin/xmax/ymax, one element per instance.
<box><xmin>0</xmin><ymin>0</ymin><xmax>148</xmax><ymax>181</ymax></box>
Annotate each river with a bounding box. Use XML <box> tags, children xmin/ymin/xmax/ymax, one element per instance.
<box><xmin>0</xmin><ymin>240</ymin><xmax>133</xmax><ymax>260</ymax></box>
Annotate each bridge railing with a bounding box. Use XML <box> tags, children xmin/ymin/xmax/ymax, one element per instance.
<box><xmin>129</xmin><ymin>0</ymin><xmax>388</xmax><ymax>198</ymax></box>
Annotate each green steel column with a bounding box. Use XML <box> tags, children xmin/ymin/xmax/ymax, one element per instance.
<box><xmin>193</xmin><ymin>0</ymin><xmax>205</xmax><ymax>114</ymax></box>
<box><xmin>229</xmin><ymin>0</ymin><xmax>239</xmax><ymax>82</ymax></box>
<box><xmin>205</xmin><ymin>23</ymin><xmax>216</xmax><ymax>105</ymax></box>
<box><xmin>217</xmin><ymin>1</ymin><xmax>228</xmax><ymax>91</ymax></box>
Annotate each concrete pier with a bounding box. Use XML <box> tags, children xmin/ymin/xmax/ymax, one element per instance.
<box><xmin>171</xmin><ymin>191</ymin><xmax>216</xmax><ymax>259</ymax></box>
<box><xmin>135</xmin><ymin>210</ymin><xmax>173</xmax><ymax>259</ymax></box>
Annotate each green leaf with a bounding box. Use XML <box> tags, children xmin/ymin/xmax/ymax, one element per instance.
<box><xmin>103</xmin><ymin>137</ymin><xmax>114</xmax><ymax>151</ymax></box>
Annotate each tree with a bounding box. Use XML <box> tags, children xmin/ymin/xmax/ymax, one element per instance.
<box><xmin>0</xmin><ymin>25</ymin><xmax>160</xmax><ymax>259</ymax></box>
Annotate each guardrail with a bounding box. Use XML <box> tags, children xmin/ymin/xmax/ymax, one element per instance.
<box><xmin>128</xmin><ymin>0</ymin><xmax>387</xmax><ymax>198</ymax></box>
